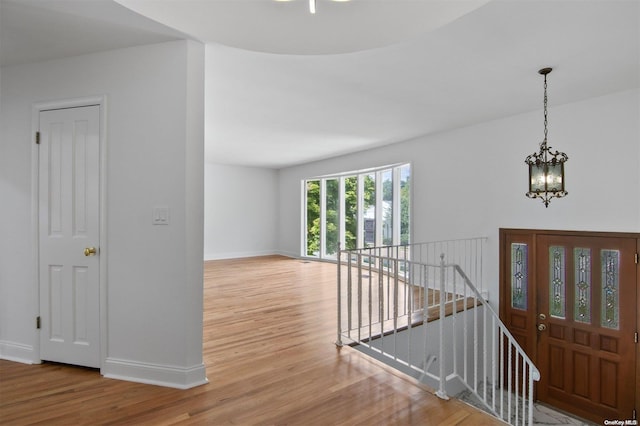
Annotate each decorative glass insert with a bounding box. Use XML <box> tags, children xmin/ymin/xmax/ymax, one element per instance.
<box><xmin>574</xmin><ymin>248</ymin><xmax>592</xmax><ymax>324</ymax></box>
<box><xmin>511</xmin><ymin>243</ymin><xmax>528</xmax><ymax>310</ymax></box>
<box><xmin>601</xmin><ymin>249</ymin><xmax>620</xmax><ymax>330</ymax></box>
<box><xmin>549</xmin><ymin>246</ymin><xmax>566</xmax><ymax>319</ymax></box>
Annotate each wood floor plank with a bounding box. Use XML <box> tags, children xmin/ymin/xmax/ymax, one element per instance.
<box><xmin>0</xmin><ymin>255</ymin><xmax>501</xmax><ymax>425</ymax></box>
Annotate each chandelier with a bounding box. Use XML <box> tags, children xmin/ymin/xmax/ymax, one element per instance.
<box><xmin>525</xmin><ymin>67</ymin><xmax>568</xmax><ymax>207</ymax></box>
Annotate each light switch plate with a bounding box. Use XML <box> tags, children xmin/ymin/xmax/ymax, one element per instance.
<box><xmin>152</xmin><ymin>206</ymin><xmax>170</xmax><ymax>225</ymax></box>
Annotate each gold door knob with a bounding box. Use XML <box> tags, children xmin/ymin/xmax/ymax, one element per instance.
<box><xmin>84</xmin><ymin>247</ymin><xmax>97</xmax><ymax>256</ymax></box>
<box><xmin>537</xmin><ymin>323</ymin><xmax>547</xmax><ymax>331</ymax></box>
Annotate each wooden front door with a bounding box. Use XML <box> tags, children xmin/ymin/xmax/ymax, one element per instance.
<box><xmin>500</xmin><ymin>229</ymin><xmax>638</xmax><ymax>424</ymax></box>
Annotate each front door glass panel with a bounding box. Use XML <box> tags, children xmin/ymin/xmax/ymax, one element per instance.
<box><xmin>574</xmin><ymin>248</ymin><xmax>592</xmax><ymax>324</ymax></box>
<box><xmin>549</xmin><ymin>246</ymin><xmax>566</xmax><ymax>319</ymax></box>
<box><xmin>511</xmin><ymin>243</ymin><xmax>528</xmax><ymax>310</ymax></box>
<box><xmin>601</xmin><ymin>249</ymin><xmax>620</xmax><ymax>330</ymax></box>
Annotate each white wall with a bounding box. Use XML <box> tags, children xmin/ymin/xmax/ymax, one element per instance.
<box><xmin>0</xmin><ymin>40</ymin><xmax>207</xmax><ymax>388</ymax></box>
<box><xmin>278</xmin><ymin>89</ymin><xmax>640</xmax><ymax>306</ymax></box>
<box><xmin>359</xmin><ymin>307</ymin><xmax>485</xmax><ymax>396</ymax></box>
<box><xmin>204</xmin><ymin>163</ymin><xmax>278</xmax><ymax>260</ymax></box>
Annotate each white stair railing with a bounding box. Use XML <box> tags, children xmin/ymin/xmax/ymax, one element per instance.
<box><xmin>336</xmin><ymin>239</ymin><xmax>540</xmax><ymax>426</ymax></box>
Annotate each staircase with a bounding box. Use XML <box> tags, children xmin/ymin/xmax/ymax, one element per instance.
<box><xmin>335</xmin><ymin>239</ymin><xmax>540</xmax><ymax>426</ymax></box>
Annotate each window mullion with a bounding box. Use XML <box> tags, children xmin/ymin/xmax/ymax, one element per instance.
<box><xmin>393</xmin><ymin>167</ymin><xmax>401</xmax><ymax>246</ymax></box>
<box><xmin>357</xmin><ymin>174</ymin><xmax>364</xmax><ymax>249</ymax></box>
<box><xmin>320</xmin><ymin>179</ymin><xmax>326</xmax><ymax>258</ymax></box>
<box><xmin>339</xmin><ymin>176</ymin><xmax>345</xmax><ymax>251</ymax></box>
<box><xmin>302</xmin><ymin>180</ymin><xmax>308</xmax><ymax>256</ymax></box>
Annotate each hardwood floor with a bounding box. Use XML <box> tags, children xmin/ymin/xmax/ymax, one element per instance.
<box><xmin>0</xmin><ymin>255</ymin><xmax>501</xmax><ymax>425</ymax></box>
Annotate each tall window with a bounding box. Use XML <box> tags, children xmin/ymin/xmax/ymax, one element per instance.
<box><xmin>344</xmin><ymin>176</ymin><xmax>358</xmax><ymax>250</ymax></box>
<box><xmin>381</xmin><ymin>169</ymin><xmax>393</xmax><ymax>245</ymax></box>
<box><xmin>305</xmin><ymin>180</ymin><xmax>320</xmax><ymax>257</ymax></box>
<box><xmin>303</xmin><ymin>164</ymin><xmax>411</xmax><ymax>258</ymax></box>
<box><xmin>400</xmin><ymin>164</ymin><xmax>410</xmax><ymax>245</ymax></box>
<box><xmin>362</xmin><ymin>173</ymin><xmax>376</xmax><ymax>248</ymax></box>
<box><xmin>323</xmin><ymin>179</ymin><xmax>340</xmax><ymax>258</ymax></box>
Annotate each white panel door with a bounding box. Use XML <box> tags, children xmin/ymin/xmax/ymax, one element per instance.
<box><xmin>39</xmin><ymin>105</ymin><xmax>100</xmax><ymax>368</ymax></box>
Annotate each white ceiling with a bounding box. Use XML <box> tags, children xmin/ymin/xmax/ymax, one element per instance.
<box><xmin>1</xmin><ymin>0</ymin><xmax>639</xmax><ymax>169</ymax></box>
<box><xmin>114</xmin><ymin>0</ymin><xmax>491</xmax><ymax>55</ymax></box>
<box><xmin>0</xmin><ymin>0</ymin><xmax>188</xmax><ymax>67</ymax></box>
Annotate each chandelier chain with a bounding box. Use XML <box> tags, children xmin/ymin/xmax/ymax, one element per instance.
<box><xmin>543</xmin><ymin>74</ymin><xmax>548</xmax><ymax>143</ymax></box>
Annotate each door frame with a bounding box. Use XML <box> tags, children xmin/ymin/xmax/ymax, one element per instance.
<box><xmin>499</xmin><ymin>228</ymin><xmax>640</xmax><ymax>415</ymax></box>
<box><xmin>31</xmin><ymin>95</ymin><xmax>108</xmax><ymax>371</ymax></box>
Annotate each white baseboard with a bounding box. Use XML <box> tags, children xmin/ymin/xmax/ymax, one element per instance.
<box><xmin>204</xmin><ymin>249</ymin><xmax>293</xmax><ymax>260</ymax></box>
<box><xmin>0</xmin><ymin>340</ymin><xmax>37</xmax><ymax>364</ymax></box>
<box><xmin>273</xmin><ymin>250</ymin><xmax>298</xmax><ymax>259</ymax></box>
<box><xmin>203</xmin><ymin>250</ymin><xmax>302</xmax><ymax>261</ymax></box>
<box><xmin>203</xmin><ymin>250</ymin><xmax>274</xmax><ymax>261</ymax></box>
<box><xmin>103</xmin><ymin>357</ymin><xmax>208</xmax><ymax>389</ymax></box>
